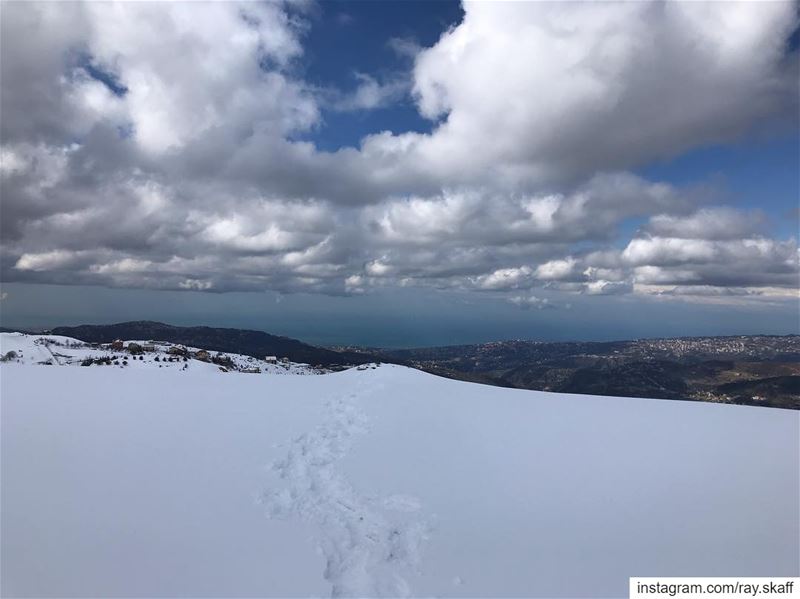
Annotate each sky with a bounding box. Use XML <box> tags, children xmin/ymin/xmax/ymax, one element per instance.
<box><xmin>0</xmin><ymin>0</ymin><xmax>798</xmax><ymax>347</ymax></box>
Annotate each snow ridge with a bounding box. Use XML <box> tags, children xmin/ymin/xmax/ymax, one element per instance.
<box><xmin>263</xmin><ymin>376</ymin><xmax>429</xmax><ymax>598</ymax></box>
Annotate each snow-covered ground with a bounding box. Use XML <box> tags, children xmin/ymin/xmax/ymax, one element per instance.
<box><xmin>0</xmin><ymin>332</ymin><xmax>317</xmax><ymax>374</ymax></box>
<box><xmin>1</xmin><ymin>347</ymin><xmax>798</xmax><ymax>597</ymax></box>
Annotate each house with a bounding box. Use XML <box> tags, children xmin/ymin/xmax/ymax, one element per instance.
<box><xmin>194</xmin><ymin>350</ymin><xmax>210</xmax><ymax>362</ymax></box>
<box><xmin>279</xmin><ymin>357</ymin><xmax>290</xmax><ymax>364</ymax></box>
<box><xmin>110</xmin><ymin>339</ymin><xmax>124</xmax><ymax>351</ymax></box>
<box><xmin>264</xmin><ymin>356</ymin><xmax>277</xmax><ymax>364</ymax></box>
<box><xmin>241</xmin><ymin>367</ymin><xmax>261</xmax><ymax>374</ymax></box>
<box><xmin>168</xmin><ymin>345</ymin><xmax>188</xmax><ymax>356</ymax></box>
<box><xmin>141</xmin><ymin>344</ymin><xmax>156</xmax><ymax>352</ymax></box>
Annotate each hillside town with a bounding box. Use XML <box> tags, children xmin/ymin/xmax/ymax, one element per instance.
<box><xmin>379</xmin><ymin>335</ymin><xmax>800</xmax><ymax>370</ymax></box>
<box><xmin>377</xmin><ymin>334</ymin><xmax>800</xmax><ymax>409</ymax></box>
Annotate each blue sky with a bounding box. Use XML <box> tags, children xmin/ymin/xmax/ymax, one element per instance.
<box><xmin>298</xmin><ymin>0</ymin><xmax>463</xmax><ymax>150</ymax></box>
<box><xmin>0</xmin><ymin>1</ymin><xmax>797</xmax><ymax>346</ymax></box>
<box><xmin>640</xmin><ymin>134</ymin><xmax>799</xmax><ymax>233</ymax></box>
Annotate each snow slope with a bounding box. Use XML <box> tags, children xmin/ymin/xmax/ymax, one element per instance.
<box><xmin>1</xmin><ymin>362</ymin><xmax>798</xmax><ymax>597</ymax></box>
<box><xmin>0</xmin><ymin>332</ymin><xmax>318</xmax><ymax>374</ymax></box>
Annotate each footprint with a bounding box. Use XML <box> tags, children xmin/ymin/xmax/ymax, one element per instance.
<box><xmin>263</xmin><ymin>381</ymin><xmax>429</xmax><ymax>598</ymax></box>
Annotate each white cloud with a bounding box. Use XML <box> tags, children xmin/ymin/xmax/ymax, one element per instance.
<box><xmin>407</xmin><ymin>1</ymin><xmax>796</xmax><ymax>185</ymax></box>
<box><xmin>622</xmin><ymin>236</ymin><xmax>797</xmax><ymax>269</ymax></box>
<box><xmin>1</xmin><ymin>2</ymin><xmax>316</xmax><ymax>153</ymax></box>
<box><xmin>344</xmin><ymin>274</ymin><xmax>366</xmax><ymax>294</ymax></box>
<box><xmin>584</xmin><ymin>280</ymin><xmax>633</xmax><ymax>296</ymax></box>
<box><xmin>179</xmin><ymin>279</ymin><xmax>213</xmax><ymax>291</ymax></box>
<box><xmin>0</xmin><ymin>1</ymin><xmax>797</xmax><ymax>307</ymax></box>
<box><xmin>89</xmin><ymin>258</ymin><xmax>152</xmax><ymax>275</ymax></box>
<box><xmin>15</xmin><ymin>250</ymin><xmax>87</xmax><ymax>272</ymax></box>
<box><xmin>645</xmin><ymin>207</ymin><xmax>764</xmax><ymax>240</ymax></box>
<box><xmin>535</xmin><ymin>258</ymin><xmax>577</xmax><ymax>281</ymax></box>
<box><xmin>365</xmin><ymin>259</ymin><xmax>394</xmax><ymax>277</ymax></box>
<box><xmin>387</xmin><ymin>37</ymin><xmax>421</xmax><ymax>59</ymax></box>
<box><xmin>509</xmin><ymin>294</ymin><xmax>553</xmax><ymax>310</ymax></box>
<box><xmin>334</xmin><ymin>73</ymin><xmax>408</xmax><ymax>111</ymax></box>
<box><xmin>475</xmin><ymin>266</ymin><xmax>533</xmax><ymax>291</ymax></box>
<box><xmin>623</xmin><ymin>238</ymin><xmax>718</xmax><ymax>266</ymax></box>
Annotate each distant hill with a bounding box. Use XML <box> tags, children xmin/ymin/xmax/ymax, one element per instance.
<box><xmin>0</xmin><ymin>327</ymin><xmax>36</xmax><ymax>335</ymax></box>
<box><xmin>379</xmin><ymin>335</ymin><xmax>800</xmax><ymax>409</ymax></box>
<box><xmin>716</xmin><ymin>376</ymin><xmax>800</xmax><ymax>409</ymax></box>
<box><xmin>50</xmin><ymin>321</ymin><xmax>384</xmax><ymax>367</ymax></box>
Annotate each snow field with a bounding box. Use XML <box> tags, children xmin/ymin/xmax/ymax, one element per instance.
<box><xmin>2</xmin><ymin>359</ymin><xmax>797</xmax><ymax>597</ymax></box>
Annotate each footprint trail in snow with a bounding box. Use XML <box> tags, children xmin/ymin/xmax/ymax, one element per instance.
<box><xmin>263</xmin><ymin>378</ymin><xmax>429</xmax><ymax>598</ymax></box>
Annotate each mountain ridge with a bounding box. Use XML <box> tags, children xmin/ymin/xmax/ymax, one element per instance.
<box><xmin>50</xmin><ymin>321</ymin><xmax>386</xmax><ymax>367</ymax></box>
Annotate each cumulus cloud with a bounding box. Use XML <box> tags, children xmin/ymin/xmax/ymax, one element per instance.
<box><xmin>362</xmin><ymin>173</ymin><xmax>692</xmax><ymax>248</ymax></box>
<box><xmin>645</xmin><ymin>207</ymin><xmax>765</xmax><ymax>240</ymax></box>
<box><xmin>1</xmin><ymin>2</ymin><xmax>316</xmax><ymax>152</ymax></box>
<box><xmin>619</xmin><ymin>216</ymin><xmax>799</xmax><ymax>296</ymax></box>
<box><xmin>0</xmin><ymin>0</ymin><xmax>797</xmax><ymax>306</ymax></box>
<box><xmin>408</xmin><ymin>0</ymin><xmax>797</xmax><ymax>185</ymax></box>
<box><xmin>535</xmin><ymin>258</ymin><xmax>578</xmax><ymax>281</ymax></box>
<box><xmin>475</xmin><ymin>267</ymin><xmax>533</xmax><ymax>291</ymax></box>
<box><xmin>508</xmin><ymin>295</ymin><xmax>554</xmax><ymax>310</ymax></box>
<box><xmin>584</xmin><ymin>280</ymin><xmax>634</xmax><ymax>296</ymax></box>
